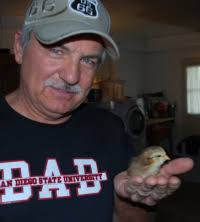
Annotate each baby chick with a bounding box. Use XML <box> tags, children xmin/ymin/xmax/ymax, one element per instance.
<box><xmin>127</xmin><ymin>146</ymin><xmax>170</xmax><ymax>178</ymax></box>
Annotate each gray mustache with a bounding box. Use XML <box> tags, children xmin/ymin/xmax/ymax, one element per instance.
<box><xmin>44</xmin><ymin>79</ymin><xmax>81</xmax><ymax>94</ymax></box>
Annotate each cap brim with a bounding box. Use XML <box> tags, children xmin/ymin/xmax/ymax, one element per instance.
<box><xmin>33</xmin><ymin>20</ymin><xmax>120</xmax><ymax>60</ymax></box>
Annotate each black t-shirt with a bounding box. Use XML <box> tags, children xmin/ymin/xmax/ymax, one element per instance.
<box><xmin>0</xmin><ymin>98</ymin><xmax>135</xmax><ymax>221</ymax></box>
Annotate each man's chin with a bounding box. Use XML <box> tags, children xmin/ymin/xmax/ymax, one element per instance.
<box><xmin>51</xmin><ymin>102</ymin><xmax>82</xmax><ymax>115</ymax></box>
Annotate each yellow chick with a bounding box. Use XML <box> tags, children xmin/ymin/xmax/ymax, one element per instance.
<box><xmin>127</xmin><ymin>146</ymin><xmax>170</xmax><ymax>178</ymax></box>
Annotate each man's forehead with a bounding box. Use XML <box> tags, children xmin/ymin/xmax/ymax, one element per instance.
<box><xmin>56</xmin><ymin>35</ymin><xmax>104</xmax><ymax>56</ymax></box>
<box><xmin>61</xmin><ymin>34</ymin><xmax>105</xmax><ymax>46</ymax></box>
<box><xmin>33</xmin><ymin>32</ymin><xmax>104</xmax><ymax>48</ymax></box>
<box><xmin>31</xmin><ymin>32</ymin><xmax>104</xmax><ymax>56</ymax></box>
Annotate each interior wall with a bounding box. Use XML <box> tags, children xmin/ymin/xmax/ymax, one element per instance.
<box><xmin>143</xmin><ymin>33</ymin><xmax>200</xmax><ymax>144</ymax></box>
<box><xmin>114</xmin><ymin>32</ymin><xmax>200</xmax><ymax>145</ymax></box>
<box><xmin>114</xmin><ymin>33</ymin><xmax>147</xmax><ymax>99</ymax></box>
<box><xmin>0</xmin><ymin>16</ymin><xmax>23</xmax><ymax>52</ymax></box>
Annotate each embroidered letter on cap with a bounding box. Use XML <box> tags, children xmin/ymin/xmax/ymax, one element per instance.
<box><xmin>25</xmin><ymin>0</ymin><xmax>67</xmax><ymax>25</ymax></box>
<box><xmin>29</xmin><ymin>0</ymin><xmax>56</xmax><ymax>17</ymax></box>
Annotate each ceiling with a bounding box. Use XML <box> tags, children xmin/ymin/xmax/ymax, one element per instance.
<box><xmin>1</xmin><ymin>0</ymin><xmax>200</xmax><ymax>33</ymax></box>
<box><xmin>103</xmin><ymin>0</ymin><xmax>200</xmax><ymax>32</ymax></box>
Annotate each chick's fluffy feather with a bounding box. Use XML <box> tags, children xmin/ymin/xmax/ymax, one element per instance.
<box><xmin>127</xmin><ymin>146</ymin><xmax>170</xmax><ymax>178</ymax></box>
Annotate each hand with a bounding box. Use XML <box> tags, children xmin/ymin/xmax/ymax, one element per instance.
<box><xmin>114</xmin><ymin>157</ymin><xmax>194</xmax><ymax>206</ymax></box>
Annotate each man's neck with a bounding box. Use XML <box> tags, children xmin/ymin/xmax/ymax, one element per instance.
<box><xmin>5</xmin><ymin>90</ymin><xmax>71</xmax><ymax>125</ymax></box>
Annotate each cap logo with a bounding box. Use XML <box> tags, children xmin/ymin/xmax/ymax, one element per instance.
<box><xmin>69</xmin><ymin>0</ymin><xmax>98</xmax><ymax>18</ymax></box>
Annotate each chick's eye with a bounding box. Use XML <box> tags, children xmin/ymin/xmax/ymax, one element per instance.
<box><xmin>156</xmin><ymin>155</ymin><xmax>162</xmax><ymax>158</ymax></box>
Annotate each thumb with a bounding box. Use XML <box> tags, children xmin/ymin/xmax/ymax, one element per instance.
<box><xmin>160</xmin><ymin>157</ymin><xmax>194</xmax><ymax>177</ymax></box>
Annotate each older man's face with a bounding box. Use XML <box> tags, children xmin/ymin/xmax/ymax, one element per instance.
<box><xmin>14</xmin><ymin>34</ymin><xmax>104</xmax><ymax>122</ymax></box>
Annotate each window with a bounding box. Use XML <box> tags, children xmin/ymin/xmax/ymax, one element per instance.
<box><xmin>186</xmin><ymin>65</ymin><xmax>200</xmax><ymax>114</ymax></box>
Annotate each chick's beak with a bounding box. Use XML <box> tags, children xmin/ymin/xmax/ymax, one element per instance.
<box><xmin>164</xmin><ymin>154</ymin><xmax>170</xmax><ymax>161</ymax></box>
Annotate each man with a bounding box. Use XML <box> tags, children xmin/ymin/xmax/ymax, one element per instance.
<box><xmin>0</xmin><ymin>0</ymin><xmax>193</xmax><ymax>221</ymax></box>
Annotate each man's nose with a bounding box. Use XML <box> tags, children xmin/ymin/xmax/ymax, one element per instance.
<box><xmin>60</xmin><ymin>59</ymin><xmax>80</xmax><ymax>85</ymax></box>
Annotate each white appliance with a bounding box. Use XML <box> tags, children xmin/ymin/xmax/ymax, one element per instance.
<box><xmin>110</xmin><ymin>99</ymin><xmax>146</xmax><ymax>153</ymax></box>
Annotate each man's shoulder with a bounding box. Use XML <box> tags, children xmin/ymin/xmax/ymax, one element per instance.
<box><xmin>0</xmin><ymin>96</ymin><xmax>8</xmax><ymax>114</ymax></box>
<box><xmin>77</xmin><ymin>103</ymin><xmax>122</xmax><ymax>123</ymax></box>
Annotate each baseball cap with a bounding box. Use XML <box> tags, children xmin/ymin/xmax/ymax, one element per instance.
<box><xmin>23</xmin><ymin>0</ymin><xmax>119</xmax><ymax>60</ymax></box>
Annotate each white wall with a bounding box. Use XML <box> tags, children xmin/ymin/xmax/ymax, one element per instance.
<box><xmin>115</xmin><ymin>31</ymin><xmax>200</xmax><ymax>144</ymax></box>
<box><xmin>145</xmin><ymin>34</ymin><xmax>200</xmax><ymax>144</ymax></box>
<box><xmin>114</xmin><ymin>33</ymin><xmax>147</xmax><ymax>99</ymax></box>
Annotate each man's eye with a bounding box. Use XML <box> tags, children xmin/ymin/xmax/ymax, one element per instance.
<box><xmin>81</xmin><ymin>57</ymin><xmax>98</xmax><ymax>67</ymax></box>
<box><xmin>50</xmin><ymin>47</ymin><xmax>63</xmax><ymax>55</ymax></box>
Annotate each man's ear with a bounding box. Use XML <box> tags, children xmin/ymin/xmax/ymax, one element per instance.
<box><xmin>13</xmin><ymin>30</ymin><xmax>23</xmax><ymax>64</ymax></box>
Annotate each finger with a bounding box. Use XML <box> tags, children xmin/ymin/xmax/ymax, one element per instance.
<box><xmin>126</xmin><ymin>180</ymin><xmax>154</xmax><ymax>197</ymax></box>
<box><xmin>140</xmin><ymin>183</ymin><xmax>155</xmax><ymax>192</ymax></box>
<box><xmin>144</xmin><ymin>175</ymin><xmax>168</xmax><ymax>186</ymax></box>
<box><xmin>144</xmin><ymin>176</ymin><xmax>158</xmax><ymax>186</ymax></box>
<box><xmin>152</xmin><ymin>190</ymin><xmax>168</xmax><ymax>200</ymax></box>
<box><xmin>128</xmin><ymin>175</ymin><xmax>144</xmax><ymax>184</ymax></box>
<box><xmin>167</xmin><ymin>176</ymin><xmax>181</xmax><ymax>194</ymax></box>
<box><xmin>152</xmin><ymin>184</ymin><xmax>169</xmax><ymax>200</ymax></box>
<box><xmin>153</xmin><ymin>177</ymin><xmax>180</xmax><ymax>198</ymax></box>
<box><xmin>130</xmin><ymin>193</ymin><xmax>144</xmax><ymax>202</ymax></box>
<box><xmin>126</xmin><ymin>183</ymin><xmax>140</xmax><ymax>194</ymax></box>
<box><xmin>157</xmin><ymin>175</ymin><xmax>169</xmax><ymax>185</ymax></box>
<box><xmin>168</xmin><ymin>176</ymin><xmax>181</xmax><ymax>186</ymax></box>
<box><xmin>154</xmin><ymin>184</ymin><xmax>168</xmax><ymax>193</ymax></box>
<box><xmin>125</xmin><ymin>178</ymin><xmax>144</xmax><ymax>195</ymax></box>
<box><xmin>141</xmin><ymin>196</ymin><xmax>157</xmax><ymax>206</ymax></box>
<box><xmin>160</xmin><ymin>157</ymin><xmax>194</xmax><ymax>177</ymax></box>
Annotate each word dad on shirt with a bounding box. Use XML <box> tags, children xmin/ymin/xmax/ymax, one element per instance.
<box><xmin>0</xmin><ymin>158</ymin><xmax>107</xmax><ymax>204</ymax></box>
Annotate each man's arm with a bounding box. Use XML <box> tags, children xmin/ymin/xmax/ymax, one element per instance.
<box><xmin>113</xmin><ymin>193</ymin><xmax>150</xmax><ymax>222</ymax></box>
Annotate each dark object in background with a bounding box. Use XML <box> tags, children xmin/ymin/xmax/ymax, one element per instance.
<box><xmin>176</xmin><ymin>135</ymin><xmax>200</xmax><ymax>156</ymax></box>
<box><xmin>168</xmin><ymin>103</ymin><xmax>176</xmax><ymax>118</ymax></box>
<box><xmin>156</xmin><ymin>182</ymin><xmax>200</xmax><ymax>222</ymax></box>
<box><xmin>0</xmin><ymin>48</ymin><xmax>10</xmax><ymax>53</ymax></box>
<box><xmin>142</xmin><ymin>91</ymin><xmax>165</xmax><ymax>118</ymax></box>
<box><xmin>0</xmin><ymin>50</ymin><xmax>20</xmax><ymax>95</ymax></box>
<box><xmin>87</xmin><ymin>88</ymin><xmax>102</xmax><ymax>103</ymax></box>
